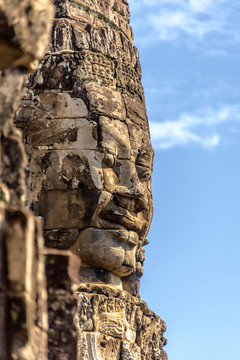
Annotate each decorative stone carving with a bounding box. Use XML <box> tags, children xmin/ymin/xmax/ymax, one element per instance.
<box><xmin>15</xmin><ymin>0</ymin><xmax>168</xmax><ymax>358</ymax></box>
<box><xmin>18</xmin><ymin>0</ymin><xmax>153</xmax><ymax>297</ymax></box>
<box><xmin>74</xmin><ymin>284</ymin><xmax>167</xmax><ymax>360</ymax></box>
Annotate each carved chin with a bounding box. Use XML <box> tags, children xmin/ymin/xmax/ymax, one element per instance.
<box><xmin>71</xmin><ymin>227</ymin><xmax>138</xmax><ymax>277</ymax></box>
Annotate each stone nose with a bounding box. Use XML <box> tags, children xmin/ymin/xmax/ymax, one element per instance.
<box><xmin>113</xmin><ymin>181</ymin><xmax>144</xmax><ymax>199</ymax></box>
<box><xmin>113</xmin><ymin>180</ymin><xmax>147</xmax><ymax>213</ymax></box>
<box><xmin>113</xmin><ymin>159</ymin><xmax>145</xmax><ymax>197</ymax></box>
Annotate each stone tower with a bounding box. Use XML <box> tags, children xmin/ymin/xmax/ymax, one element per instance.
<box><xmin>1</xmin><ymin>0</ymin><xmax>167</xmax><ymax>358</ymax></box>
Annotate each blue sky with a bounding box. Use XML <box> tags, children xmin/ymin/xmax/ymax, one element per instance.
<box><xmin>128</xmin><ymin>1</ymin><xmax>240</xmax><ymax>359</ymax></box>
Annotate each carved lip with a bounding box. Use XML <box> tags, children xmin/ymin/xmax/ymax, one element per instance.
<box><xmin>120</xmin><ymin>264</ymin><xmax>134</xmax><ymax>276</ymax></box>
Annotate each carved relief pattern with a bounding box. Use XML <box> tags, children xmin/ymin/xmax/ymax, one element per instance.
<box><xmin>74</xmin><ymin>285</ymin><xmax>167</xmax><ymax>360</ymax></box>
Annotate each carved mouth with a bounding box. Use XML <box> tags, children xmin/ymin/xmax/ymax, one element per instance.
<box><xmin>120</xmin><ymin>264</ymin><xmax>134</xmax><ymax>276</ymax></box>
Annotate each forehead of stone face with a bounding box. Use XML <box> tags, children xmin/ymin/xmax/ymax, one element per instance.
<box><xmin>25</xmin><ymin>91</ymin><xmax>99</xmax><ymax>150</ymax></box>
<box><xmin>99</xmin><ymin>116</ymin><xmax>131</xmax><ymax>159</ymax></box>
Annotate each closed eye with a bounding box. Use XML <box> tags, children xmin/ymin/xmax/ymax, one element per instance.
<box><xmin>136</xmin><ymin>165</ymin><xmax>151</xmax><ymax>182</ymax></box>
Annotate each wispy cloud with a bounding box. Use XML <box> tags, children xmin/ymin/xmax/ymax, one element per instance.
<box><xmin>129</xmin><ymin>0</ymin><xmax>240</xmax><ymax>51</ymax></box>
<box><xmin>150</xmin><ymin>105</ymin><xmax>240</xmax><ymax>149</ymax></box>
<box><xmin>149</xmin><ymin>9</ymin><xmax>221</xmax><ymax>42</ymax></box>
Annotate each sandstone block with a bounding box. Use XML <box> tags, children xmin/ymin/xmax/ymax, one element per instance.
<box><xmin>84</xmin><ymin>82</ymin><xmax>126</xmax><ymax>119</ymax></box>
<box><xmin>36</xmin><ymin>92</ymin><xmax>88</xmax><ymax>119</ymax></box>
<box><xmin>0</xmin><ymin>0</ymin><xmax>54</xmax><ymax>70</ymax></box>
<box><xmin>99</xmin><ymin>116</ymin><xmax>131</xmax><ymax>159</ymax></box>
<box><xmin>26</xmin><ymin>118</ymin><xmax>97</xmax><ymax>150</ymax></box>
<box><xmin>123</xmin><ymin>94</ymin><xmax>149</xmax><ymax>130</ymax></box>
<box><xmin>39</xmin><ymin>189</ymin><xmax>101</xmax><ymax>229</ymax></box>
<box><xmin>44</xmin><ymin>228</ymin><xmax>79</xmax><ymax>250</ymax></box>
<box><xmin>44</xmin><ymin>250</ymin><xmax>80</xmax><ymax>360</ymax></box>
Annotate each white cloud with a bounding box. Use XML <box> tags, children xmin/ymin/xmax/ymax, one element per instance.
<box><xmin>149</xmin><ymin>10</ymin><xmax>221</xmax><ymax>41</ymax></box>
<box><xmin>148</xmin><ymin>1</ymin><xmax>225</xmax><ymax>41</ymax></box>
<box><xmin>129</xmin><ymin>0</ymin><xmax>240</xmax><ymax>50</ymax></box>
<box><xmin>149</xmin><ymin>105</ymin><xmax>240</xmax><ymax>149</ymax></box>
<box><xmin>189</xmin><ymin>0</ymin><xmax>214</xmax><ymax>12</ymax></box>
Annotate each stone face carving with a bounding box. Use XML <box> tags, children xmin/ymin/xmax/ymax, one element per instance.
<box><xmin>18</xmin><ymin>0</ymin><xmax>153</xmax><ymax>296</ymax></box>
<box><xmin>15</xmin><ymin>0</ymin><xmax>168</xmax><ymax>358</ymax></box>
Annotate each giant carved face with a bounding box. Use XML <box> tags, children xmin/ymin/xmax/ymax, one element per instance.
<box><xmin>70</xmin><ymin>116</ymin><xmax>153</xmax><ymax>277</ymax></box>
<box><xmin>26</xmin><ymin>90</ymin><xmax>153</xmax><ymax>279</ymax></box>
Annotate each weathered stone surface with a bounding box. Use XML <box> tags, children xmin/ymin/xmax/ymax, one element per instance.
<box><xmin>0</xmin><ymin>0</ymin><xmax>54</xmax><ymax>357</ymax></box>
<box><xmin>74</xmin><ymin>284</ymin><xmax>167</xmax><ymax>360</ymax></box>
<box><xmin>44</xmin><ymin>228</ymin><xmax>79</xmax><ymax>249</ymax></box>
<box><xmin>0</xmin><ymin>0</ymin><xmax>55</xmax><ymax>71</ymax></box>
<box><xmin>123</xmin><ymin>94</ymin><xmax>149</xmax><ymax>130</ymax></box>
<box><xmin>44</xmin><ymin>249</ymin><xmax>80</xmax><ymax>360</ymax></box>
<box><xmin>40</xmin><ymin>189</ymin><xmax>101</xmax><ymax>229</ymax></box>
<box><xmin>35</xmin><ymin>92</ymin><xmax>88</xmax><ymax>119</ymax></box>
<box><xmin>84</xmin><ymin>82</ymin><xmax>126</xmax><ymax>119</ymax></box>
<box><xmin>0</xmin><ymin>69</ymin><xmax>28</xmax><ymax>207</ymax></box>
<box><xmin>26</xmin><ymin>118</ymin><xmax>97</xmax><ymax>149</ymax></box>
<box><xmin>0</xmin><ymin>211</ymin><xmax>48</xmax><ymax>360</ymax></box>
<box><xmin>14</xmin><ymin>0</ymin><xmax>168</xmax><ymax>358</ymax></box>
